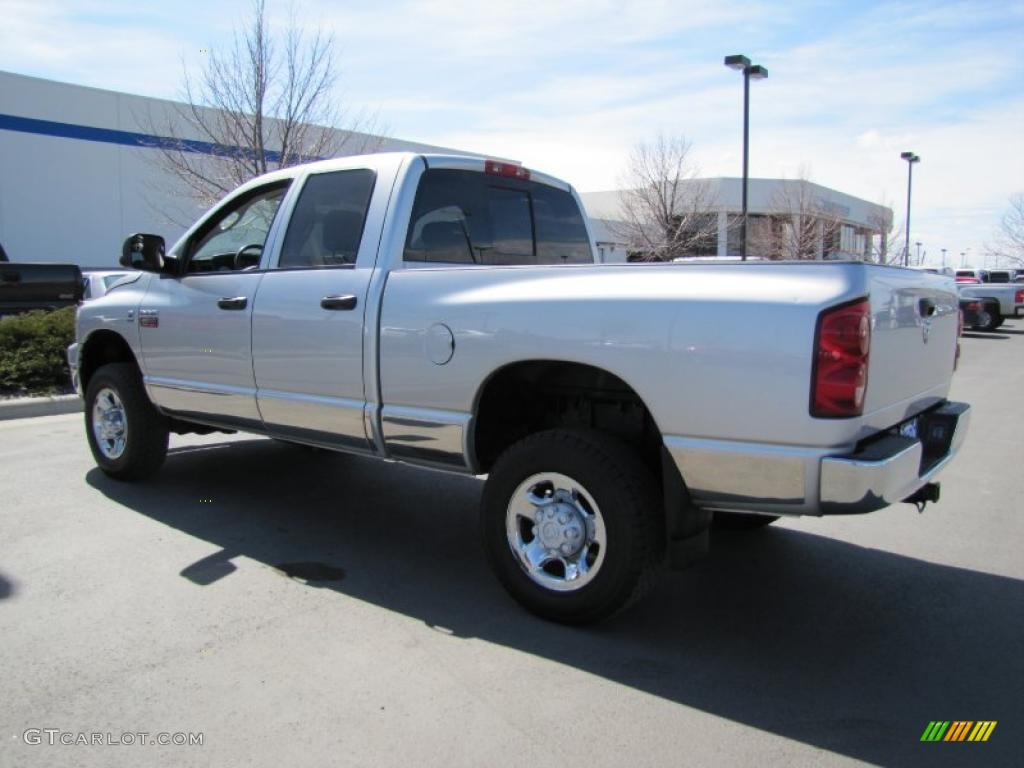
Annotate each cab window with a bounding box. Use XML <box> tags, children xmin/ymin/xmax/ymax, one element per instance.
<box><xmin>186</xmin><ymin>184</ymin><xmax>289</xmax><ymax>273</ymax></box>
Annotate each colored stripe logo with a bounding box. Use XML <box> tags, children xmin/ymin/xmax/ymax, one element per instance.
<box><xmin>921</xmin><ymin>721</ymin><xmax>997</xmax><ymax>742</ymax></box>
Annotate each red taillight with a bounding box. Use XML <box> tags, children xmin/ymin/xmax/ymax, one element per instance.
<box><xmin>811</xmin><ymin>298</ymin><xmax>871</xmax><ymax>418</ymax></box>
<box><xmin>485</xmin><ymin>160</ymin><xmax>530</xmax><ymax>180</ymax></box>
<box><xmin>1015</xmin><ymin>289</ymin><xmax>1024</xmax><ymax>303</ymax></box>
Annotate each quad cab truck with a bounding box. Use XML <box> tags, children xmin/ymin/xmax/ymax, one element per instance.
<box><xmin>69</xmin><ymin>153</ymin><xmax>971</xmax><ymax>623</ymax></box>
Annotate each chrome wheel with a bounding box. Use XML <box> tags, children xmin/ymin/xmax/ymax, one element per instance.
<box><xmin>92</xmin><ymin>387</ymin><xmax>127</xmax><ymax>460</ymax></box>
<box><xmin>506</xmin><ymin>472</ymin><xmax>606</xmax><ymax>592</ymax></box>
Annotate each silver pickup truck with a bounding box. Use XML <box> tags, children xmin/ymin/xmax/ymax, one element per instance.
<box><xmin>957</xmin><ymin>282</ymin><xmax>1024</xmax><ymax>330</ymax></box>
<box><xmin>68</xmin><ymin>152</ymin><xmax>970</xmax><ymax>623</ymax></box>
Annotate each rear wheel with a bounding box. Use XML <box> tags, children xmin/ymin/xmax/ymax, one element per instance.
<box><xmin>712</xmin><ymin>511</ymin><xmax>780</xmax><ymax>530</ymax></box>
<box><xmin>481</xmin><ymin>429</ymin><xmax>664</xmax><ymax>624</ymax></box>
<box><xmin>85</xmin><ymin>363</ymin><xmax>169</xmax><ymax>480</ymax></box>
<box><xmin>972</xmin><ymin>303</ymin><xmax>1001</xmax><ymax>331</ymax></box>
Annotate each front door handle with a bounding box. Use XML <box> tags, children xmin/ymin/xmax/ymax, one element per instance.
<box><xmin>321</xmin><ymin>294</ymin><xmax>358</xmax><ymax>311</ymax></box>
<box><xmin>217</xmin><ymin>296</ymin><xmax>248</xmax><ymax>310</ymax></box>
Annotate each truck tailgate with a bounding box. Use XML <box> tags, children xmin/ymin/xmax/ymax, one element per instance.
<box><xmin>862</xmin><ymin>267</ymin><xmax>958</xmax><ymax>424</ymax></box>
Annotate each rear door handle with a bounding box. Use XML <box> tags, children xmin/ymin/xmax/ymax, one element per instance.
<box><xmin>217</xmin><ymin>296</ymin><xmax>248</xmax><ymax>310</ymax></box>
<box><xmin>321</xmin><ymin>294</ymin><xmax>358</xmax><ymax>311</ymax></box>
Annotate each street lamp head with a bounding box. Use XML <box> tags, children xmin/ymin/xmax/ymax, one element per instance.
<box><xmin>900</xmin><ymin>151</ymin><xmax>920</xmax><ymax>163</ymax></box>
<box><xmin>747</xmin><ymin>65</ymin><xmax>768</xmax><ymax>79</ymax></box>
<box><xmin>724</xmin><ymin>54</ymin><xmax>751</xmax><ymax>70</ymax></box>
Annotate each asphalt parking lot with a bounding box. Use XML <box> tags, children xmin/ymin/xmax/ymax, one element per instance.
<box><xmin>2</xmin><ymin>320</ymin><xmax>1022</xmax><ymax>768</ymax></box>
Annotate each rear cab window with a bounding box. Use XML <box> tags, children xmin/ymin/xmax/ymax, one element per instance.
<box><xmin>404</xmin><ymin>169</ymin><xmax>592</xmax><ymax>265</ymax></box>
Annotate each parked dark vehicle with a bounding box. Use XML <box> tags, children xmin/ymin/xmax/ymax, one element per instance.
<box><xmin>0</xmin><ymin>262</ymin><xmax>84</xmax><ymax>316</ymax></box>
<box><xmin>988</xmin><ymin>269</ymin><xmax>1013</xmax><ymax>283</ymax></box>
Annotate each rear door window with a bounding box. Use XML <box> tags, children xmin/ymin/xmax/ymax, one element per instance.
<box><xmin>405</xmin><ymin>169</ymin><xmax>591</xmax><ymax>265</ymax></box>
<box><xmin>278</xmin><ymin>169</ymin><xmax>376</xmax><ymax>268</ymax></box>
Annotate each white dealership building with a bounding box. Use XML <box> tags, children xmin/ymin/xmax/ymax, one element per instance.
<box><xmin>582</xmin><ymin>181</ymin><xmax>892</xmax><ymax>263</ymax></box>
<box><xmin>0</xmin><ymin>69</ymin><xmax>891</xmax><ymax>266</ymax></box>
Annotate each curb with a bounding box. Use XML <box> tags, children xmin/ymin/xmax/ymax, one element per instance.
<box><xmin>0</xmin><ymin>394</ymin><xmax>83</xmax><ymax>421</ymax></box>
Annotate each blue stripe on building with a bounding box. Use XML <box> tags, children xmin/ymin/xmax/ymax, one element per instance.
<box><xmin>0</xmin><ymin>112</ymin><xmax>283</xmax><ymax>163</ymax></box>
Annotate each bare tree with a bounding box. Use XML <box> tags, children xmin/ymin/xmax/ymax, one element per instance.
<box><xmin>141</xmin><ymin>0</ymin><xmax>383</xmax><ymax>205</ymax></box>
<box><xmin>611</xmin><ymin>133</ymin><xmax>718</xmax><ymax>261</ymax></box>
<box><xmin>987</xmin><ymin>193</ymin><xmax>1024</xmax><ymax>266</ymax></box>
<box><xmin>748</xmin><ymin>173</ymin><xmax>844</xmax><ymax>260</ymax></box>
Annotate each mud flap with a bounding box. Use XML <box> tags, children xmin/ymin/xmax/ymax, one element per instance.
<box><xmin>662</xmin><ymin>446</ymin><xmax>711</xmax><ymax>570</ymax></box>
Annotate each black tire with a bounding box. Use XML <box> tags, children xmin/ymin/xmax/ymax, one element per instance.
<box><xmin>481</xmin><ymin>429</ymin><xmax>664</xmax><ymax>625</ymax></box>
<box><xmin>85</xmin><ymin>363</ymin><xmax>169</xmax><ymax>480</ymax></box>
<box><xmin>712</xmin><ymin>511</ymin><xmax>780</xmax><ymax>530</ymax></box>
<box><xmin>973</xmin><ymin>302</ymin><xmax>1001</xmax><ymax>331</ymax></box>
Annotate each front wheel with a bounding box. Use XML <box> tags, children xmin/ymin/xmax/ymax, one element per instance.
<box><xmin>481</xmin><ymin>429</ymin><xmax>664</xmax><ymax>625</ymax></box>
<box><xmin>85</xmin><ymin>363</ymin><xmax>169</xmax><ymax>480</ymax></box>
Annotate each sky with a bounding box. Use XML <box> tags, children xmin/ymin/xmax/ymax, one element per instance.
<box><xmin>2</xmin><ymin>0</ymin><xmax>1022</xmax><ymax>266</ymax></box>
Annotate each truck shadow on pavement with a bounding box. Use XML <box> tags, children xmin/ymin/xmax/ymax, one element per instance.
<box><xmin>960</xmin><ymin>332</ymin><xmax>1009</xmax><ymax>340</ymax></box>
<box><xmin>87</xmin><ymin>439</ymin><xmax>1022</xmax><ymax>768</ymax></box>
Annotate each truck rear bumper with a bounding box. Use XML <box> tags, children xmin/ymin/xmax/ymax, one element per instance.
<box><xmin>819</xmin><ymin>401</ymin><xmax>970</xmax><ymax>514</ymax></box>
<box><xmin>663</xmin><ymin>400</ymin><xmax>970</xmax><ymax>516</ymax></box>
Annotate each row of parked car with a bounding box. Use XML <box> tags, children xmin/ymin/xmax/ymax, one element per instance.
<box><xmin>954</xmin><ymin>269</ymin><xmax>1023</xmax><ymax>331</ymax></box>
<box><xmin>912</xmin><ymin>266</ymin><xmax>1023</xmax><ymax>331</ymax></box>
<box><xmin>954</xmin><ymin>267</ymin><xmax>1024</xmax><ymax>284</ymax></box>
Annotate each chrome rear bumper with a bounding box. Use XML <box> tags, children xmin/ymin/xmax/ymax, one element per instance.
<box><xmin>819</xmin><ymin>401</ymin><xmax>970</xmax><ymax>514</ymax></box>
<box><xmin>664</xmin><ymin>400</ymin><xmax>971</xmax><ymax>517</ymax></box>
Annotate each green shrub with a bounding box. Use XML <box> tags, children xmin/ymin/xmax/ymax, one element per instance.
<box><xmin>0</xmin><ymin>308</ymin><xmax>77</xmax><ymax>395</ymax></box>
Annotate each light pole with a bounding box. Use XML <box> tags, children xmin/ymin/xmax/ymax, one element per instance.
<box><xmin>725</xmin><ymin>54</ymin><xmax>768</xmax><ymax>261</ymax></box>
<box><xmin>941</xmin><ymin>248</ymin><xmax>947</xmax><ymax>268</ymax></box>
<box><xmin>900</xmin><ymin>151</ymin><xmax>920</xmax><ymax>266</ymax></box>
<box><xmin>915</xmin><ymin>241</ymin><xmax>922</xmax><ymax>265</ymax></box>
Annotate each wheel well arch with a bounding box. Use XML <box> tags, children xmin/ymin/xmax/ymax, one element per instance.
<box><xmin>79</xmin><ymin>330</ymin><xmax>139</xmax><ymax>392</ymax></box>
<box><xmin>471</xmin><ymin>359</ymin><xmax>663</xmax><ymax>475</ymax></box>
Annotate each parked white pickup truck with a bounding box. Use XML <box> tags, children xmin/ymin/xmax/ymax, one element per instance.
<box><xmin>68</xmin><ymin>153</ymin><xmax>970</xmax><ymax>623</ymax></box>
<box><xmin>957</xmin><ymin>282</ymin><xmax>1024</xmax><ymax>331</ymax></box>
